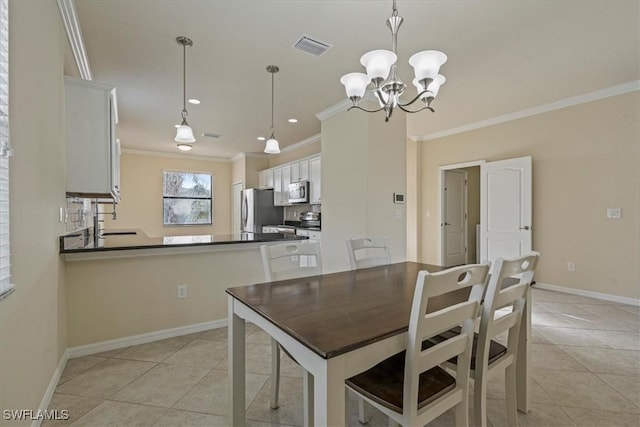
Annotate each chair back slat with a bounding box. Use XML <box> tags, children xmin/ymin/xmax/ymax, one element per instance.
<box><xmin>347</xmin><ymin>237</ymin><xmax>391</xmax><ymax>270</ymax></box>
<box><xmin>402</xmin><ymin>263</ymin><xmax>490</xmax><ymax>421</ymax></box>
<box><xmin>476</xmin><ymin>253</ymin><xmax>539</xmax><ymax>370</ymax></box>
<box><xmin>260</xmin><ymin>241</ymin><xmax>322</xmax><ymax>282</ymax></box>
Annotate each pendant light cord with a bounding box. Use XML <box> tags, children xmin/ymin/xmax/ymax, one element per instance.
<box><xmin>182</xmin><ymin>42</ymin><xmax>187</xmax><ymax>116</ymax></box>
<box><xmin>270</xmin><ymin>70</ymin><xmax>275</xmax><ymax>133</ymax></box>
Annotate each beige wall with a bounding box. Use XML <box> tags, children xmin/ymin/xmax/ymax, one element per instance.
<box><xmin>321</xmin><ymin>111</ymin><xmax>407</xmax><ymax>273</ymax></box>
<box><xmin>103</xmin><ymin>153</ymin><xmax>232</xmax><ymax>237</ymax></box>
<box><xmin>417</xmin><ymin>91</ymin><xmax>640</xmax><ymax>299</ymax></box>
<box><xmin>0</xmin><ymin>0</ymin><xmax>68</xmax><ymax>420</ymax></box>
<box><xmin>230</xmin><ymin>154</ymin><xmax>269</xmax><ymax>189</ymax></box>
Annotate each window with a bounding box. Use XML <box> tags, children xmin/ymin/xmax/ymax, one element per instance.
<box><xmin>162</xmin><ymin>170</ymin><xmax>212</xmax><ymax>225</ymax></box>
<box><xmin>0</xmin><ymin>0</ymin><xmax>11</xmax><ymax>300</ymax></box>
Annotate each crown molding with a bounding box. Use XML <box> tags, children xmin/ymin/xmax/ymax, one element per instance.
<box><xmin>281</xmin><ymin>133</ymin><xmax>321</xmax><ymax>153</ymax></box>
<box><xmin>121</xmin><ymin>148</ymin><xmax>232</xmax><ymax>163</ymax></box>
<box><xmin>57</xmin><ymin>0</ymin><xmax>92</xmax><ymax>80</ymax></box>
<box><xmin>412</xmin><ymin>80</ymin><xmax>640</xmax><ymax>142</ymax></box>
<box><xmin>316</xmin><ymin>99</ymin><xmax>351</xmax><ymax>122</ymax></box>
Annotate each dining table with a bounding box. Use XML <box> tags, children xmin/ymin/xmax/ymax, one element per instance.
<box><xmin>226</xmin><ymin>261</ymin><xmax>531</xmax><ymax>426</ymax></box>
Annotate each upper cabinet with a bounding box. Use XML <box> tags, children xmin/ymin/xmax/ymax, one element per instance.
<box><xmin>309</xmin><ymin>156</ymin><xmax>321</xmax><ymax>204</ymax></box>
<box><xmin>64</xmin><ymin>77</ymin><xmax>120</xmax><ymax>202</ymax></box>
<box><xmin>258</xmin><ymin>169</ymin><xmax>274</xmax><ymax>189</ymax></box>
<box><xmin>258</xmin><ymin>154</ymin><xmax>321</xmax><ymax>205</ymax></box>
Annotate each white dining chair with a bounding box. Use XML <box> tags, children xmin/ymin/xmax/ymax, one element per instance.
<box><xmin>347</xmin><ymin>237</ymin><xmax>391</xmax><ymax>270</ymax></box>
<box><xmin>428</xmin><ymin>252</ymin><xmax>539</xmax><ymax>427</ymax></box>
<box><xmin>345</xmin><ymin>263</ymin><xmax>490</xmax><ymax>427</ymax></box>
<box><xmin>260</xmin><ymin>241</ymin><xmax>322</xmax><ymax>411</ymax></box>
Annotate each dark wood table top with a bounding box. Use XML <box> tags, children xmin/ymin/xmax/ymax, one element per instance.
<box><xmin>226</xmin><ymin>261</ymin><xmax>472</xmax><ymax>359</ymax></box>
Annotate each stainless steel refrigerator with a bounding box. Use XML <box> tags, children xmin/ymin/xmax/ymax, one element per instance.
<box><xmin>241</xmin><ymin>188</ymin><xmax>283</xmax><ymax>233</ymax></box>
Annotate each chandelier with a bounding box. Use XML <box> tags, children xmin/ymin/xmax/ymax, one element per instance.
<box><xmin>340</xmin><ymin>0</ymin><xmax>447</xmax><ymax>122</ymax></box>
<box><xmin>175</xmin><ymin>36</ymin><xmax>195</xmax><ymax>151</ymax></box>
<box><xmin>264</xmin><ymin>65</ymin><xmax>281</xmax><ymax>154</ymax></box>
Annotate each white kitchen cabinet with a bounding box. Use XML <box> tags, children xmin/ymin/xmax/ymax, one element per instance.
<box><xmin>273</xmin><ymin>167</ymin><xmax>284</xmax><ymax>205</ymax></box>
<box><xmin>290</xmin><ymin>160</ymin><xmax>309</xmax><ymax>183</ymax></box>
<box><xmin>299</xmin><ymin>159</ymin><xmax>309</xmax><ymax>181</ymax></box>
<box><xmin>65</xmin><ymin>77</ymin><xmax>120</xmax><ymax>202</ymax></box>
<box><xmin>258</xmin><ymin>169</ymin><xmax>274</xmax><ymax>189</ymax></box>
<box><xmin>281</xmin><ymin>164</ymin><xmax>291</xmax><ymax>206</ymax></box>
<box><xmin>290</xmin><ymin>162</ymin><xmax>300</xmax><ymax>183</ymax></box>
<box><xmin>309</xmin><ymin>156</ymin><xmax>321</xmax><ymax>204</ymax></box>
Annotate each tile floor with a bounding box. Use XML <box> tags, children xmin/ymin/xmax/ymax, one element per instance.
<box><xmin>45</xmin><ymin>288</ymin><xmax>640</xmax><ymax>426</ymax></box>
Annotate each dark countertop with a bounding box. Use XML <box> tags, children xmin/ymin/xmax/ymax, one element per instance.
<box><xmin>60</xmin><ymin>228</ymin><xmax>307</xmax><ymax>254</ymax></box>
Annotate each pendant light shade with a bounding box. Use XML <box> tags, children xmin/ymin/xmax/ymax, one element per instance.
<box><xmin>175</xmin><ymin>36</ymin><xmax>195</xmax><ymax>148</ymax></box>
<box><xmin>264</xmin><ymin>65</ymin><xmax>281</xmax><ymax>154</ymax></box>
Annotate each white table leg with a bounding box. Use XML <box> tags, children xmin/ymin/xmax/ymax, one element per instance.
<box><xmin>313</xmin><ymin>358</ymin><xmax>347</xmax><ymax>427</ymax></box>
<box><xmin>516</xmin><ymin>287</ymin><xmax>531</xmax><ymax>413</ymax></box>
<box><xmin>303</xmin><ymin>370</ymin><xmax>314</xmax><ymax>427</ymax></box>
<box><xmin>228</xmin><ymin>296</ymin><xmax>246</xmax><ymax>427</ymax></box>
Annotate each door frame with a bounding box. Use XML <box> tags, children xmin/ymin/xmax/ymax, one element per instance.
<box><xmin>438</xmin><ymin>160</ymin><xmax>485</xmax><ymax>267</ymax></box>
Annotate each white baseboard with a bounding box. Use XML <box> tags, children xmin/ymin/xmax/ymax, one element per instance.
<box><xmin>32</xmin><ymin>350</ymin><xmax>70</xmax><ymax>427</ymax></box>
<box><xmin>34</xmin><ymin>319</ymin><xmax>227</xmax><ymax>425</ymax></box>
<box><xmin>66</xmin><ymin>318</ymin><xmax>227</xmax><ymax>359</ymax></box>
<box><xmin>533</xmin><ymin>282</ymin><xmax>640</xmax><ymax>306</ymax></box>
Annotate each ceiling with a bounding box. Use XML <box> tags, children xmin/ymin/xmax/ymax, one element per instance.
<box><xmin>69</xmin><ymin>1</ymin><xmax>639</xmax><ymax>160</ymax></box>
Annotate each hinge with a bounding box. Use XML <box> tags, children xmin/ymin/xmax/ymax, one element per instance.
<box><xmin>464</xmin><ymin>180</ymin><xmax>468</xmax><ymax>186</ymax></box>
<box><xmin>464</xmin><ymin>247</ymin><xmax>468</xmax><ymax>253</ymax></box>
<box><xmin>464</xmin><ymin>213</ymin><xmax>467</xmax><ymax>219</ymax></box>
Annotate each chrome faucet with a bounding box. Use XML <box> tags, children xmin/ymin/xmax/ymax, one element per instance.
<box><xmin>93</xmin><ymin>199</ymin><xmax>117</xmax><ymax>240</ymax></box>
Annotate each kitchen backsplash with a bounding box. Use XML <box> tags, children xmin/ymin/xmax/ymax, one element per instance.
<box><xmin>283</xmin><ymin>203</ymin><xmax>320</xmax><ymax>221</ymax></box>
<box><xmin>65</xmin><ymin>196</ymin><xmax>94</xmax><ymax>233</ymax></box>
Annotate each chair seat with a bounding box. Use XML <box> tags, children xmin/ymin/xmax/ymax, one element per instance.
<box><xmin>346</xmin><ymin>351</ymin><xmax>456</xmax><ymax>414</ymax></box>
<box><xmin>424</xmin><ymin>327</ymin><xmax>507</xmax><ymax>370</ymax></box>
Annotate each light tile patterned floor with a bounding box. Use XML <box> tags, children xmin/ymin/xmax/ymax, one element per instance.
<box><xmin>45</xmin><ymin>288</ymin><xmax>640</xmax><ymax>426</ymax></box>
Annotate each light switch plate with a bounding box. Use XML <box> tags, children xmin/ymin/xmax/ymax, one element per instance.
<box><xmin>606</xmin><ymin>208</ymin><xmax>621</xmax><ymax>219</ymax></box>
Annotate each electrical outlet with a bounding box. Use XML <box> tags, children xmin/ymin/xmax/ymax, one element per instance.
<box><xmin>177</xmin><ymin>284</ymin><xmax>187</xmax><ymax>299</ymax></box>
<box><xmin>567</xmin><ymin>262</ymin><xmax>575</xmax><ymax>272</ymax></box>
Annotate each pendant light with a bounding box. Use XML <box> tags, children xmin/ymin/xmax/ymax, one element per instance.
<box><xmin>264</xmin><ymin>65</ymin><xmax>280</xmax><ymax>154</ymax></box>
<box><xmin>175</xmin><ymin>36</ymin><xmax>195</xmax><ymax>150</ymax></box>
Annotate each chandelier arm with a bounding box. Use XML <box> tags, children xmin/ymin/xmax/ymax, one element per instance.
<box><xmin>397</xmin><ymin>89</ymin><xmax>432</xmax><ymax>108</ymax></box>
<box><xmin>347</xmin><ymin>105</ymin><xmax>386</xmax><ymax>114</ymax></box>
<box><xmin>397</xmin><ymin>104</ymin><xmax>435</xmax><ymax>114</ymax></box>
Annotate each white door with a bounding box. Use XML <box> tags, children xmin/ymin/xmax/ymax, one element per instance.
<box><xmin>232</xmin><ymin>182</ymin><xmax>243</xmax><ymax>233</ymax></box>
<box><xmin>443</xmin><ymin>170</ymin><xmax>467</xmax><ymax>267</ymax></box>
<box><xmin>480</xmin><ymin>156</ymin><xmax>532</xmax><ymax>262</ymax></box>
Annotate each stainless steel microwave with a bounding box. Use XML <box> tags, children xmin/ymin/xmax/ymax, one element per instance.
<box><xmin>288</xmin><ymin>181</ymin><xmax>309</xmax><ymax>204</ymax></box>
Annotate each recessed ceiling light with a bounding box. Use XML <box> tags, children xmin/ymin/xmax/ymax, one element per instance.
<box><xmin>174</xmin><ymin>124</ymin><xmax>180</xmax><ymax>128</ymax></box>
<box><xmin>257</xmin><ymin>137</ymin><xmax>266</xmax><ymax>141</ymax></box>
<box><xmin>288</xmin><ymin>118</ymin><xmax>298</xmax><ymax>123</ymax></box>
<box><xmin>188</xmin><ymin>98</ymin><xmax>201</xmax><ymax>105</ymax></box>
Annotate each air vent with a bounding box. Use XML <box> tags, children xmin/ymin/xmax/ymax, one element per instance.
<box><xmin>202</xmin><ymin>132</ymin><xmax>221</xmax><ymax>139</ymax></box>
<box><xmin>293</xmin><ymin>35</ymin><xmax>332</xmax><ymax>57</ymax></box>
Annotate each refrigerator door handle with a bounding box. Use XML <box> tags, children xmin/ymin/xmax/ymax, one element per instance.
<box><xmin>241</xmin><ymin>194</ymin><xmax>248</xmax><ymax>229</ymax></box>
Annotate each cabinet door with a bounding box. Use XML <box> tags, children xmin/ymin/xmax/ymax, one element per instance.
<box><xmin>309</xmin><ymin>231</ymin><xmax>322</xmax><ymax>240</ymax></box>
<box><xmin>310</xmin><ymin>157</ymin><xmax>321</xmax><ymax>204</ymax></box>
<box><xmin>274</xmin><ymin>167</ymin><xmax>283</xmax><ymax>205</ymax></box>
<box><xmin>290</xmin><ymin>162</ymin><xmax>300</xmax><ymax>183</ymax></box>
<box><xmin>259</xmin><ymin>169</ymin><xmax>275</xmax><ymax>189</ymax></box>
<box><xmin>266</xmin><ymin>169</ymin><xmax>274</xmax><ymax>189</ymax></box>
<box><xmin>299</xmin><ymin>160</ymin><xmax>309</xmax><ymax>181</ymax></box>
<box><xmin>281</xmin><ymin>165</ymin><xmax>291</xmax><ymax>206</ymax></box>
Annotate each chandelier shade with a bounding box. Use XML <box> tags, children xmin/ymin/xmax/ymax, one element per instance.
<box><xmin>408</xmin><ymin>50</ymin><xmax>448</xmax><ymax>81</ymax></box>
<box><xmin>360</xmin><ymin>50</ymin><xmax>397</xmax><ymax>81</ymax></box>
<box><xmin>340</xmin><ymin>73</ymin><xmax>371</xmax><ymax>100</ymax></box>
<box><xmin>339</xmin><ymin>0</ymin><xmax>447</xmax><ymax>121</ymax></box>
<box><xmin>174</xmin><ymin>36</ymin><xmax>195</xmax><ymax>148</ymax></box>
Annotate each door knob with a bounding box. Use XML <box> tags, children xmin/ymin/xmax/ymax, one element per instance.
<box><xmin>444</xmin><ymin>222</ymin><xmax>451</xmax><ymax>226</ymax></box>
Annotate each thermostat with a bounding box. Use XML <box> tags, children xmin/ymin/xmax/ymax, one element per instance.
<box><xmin>393</xmin><ymin>193</ymin><xmax>405</xmax><ymax>204</ymax></box>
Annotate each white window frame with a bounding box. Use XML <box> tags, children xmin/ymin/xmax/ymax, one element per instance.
<box><xmin>162</xmin><ymin>170</ymin><xmax>213</xmax><ymax>226</ymax></box>
<box><xmin>0</xmin><ymin>0</ymin><xmax>12</xmax><ymax>300</ymax></box>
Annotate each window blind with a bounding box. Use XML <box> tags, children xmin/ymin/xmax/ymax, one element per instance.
<box><xmin>0</xmin><ymin>0</ymin><xmax>12</xmax><ymax>300</ymax></box>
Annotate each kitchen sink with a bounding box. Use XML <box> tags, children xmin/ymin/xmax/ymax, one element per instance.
<box><xmin>101</xmin><ymin>231</ymin><xmax>137</xmax><ymax>236</ymax></box>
